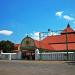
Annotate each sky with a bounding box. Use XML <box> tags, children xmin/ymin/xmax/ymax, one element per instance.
<box><xmin>0</xmin><ymin>0</ymin><xmax>75</xmax><ymax>44</ymax></box>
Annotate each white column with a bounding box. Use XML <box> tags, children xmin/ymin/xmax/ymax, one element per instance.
<box><xmin>9</xmin><ymin>54</ymin><xmax>12</xmax><ymax>60</ymax></box>
<box><xmin>35</xmin><ymin>49</ymin><xmax>39</xmax><ymax>60</ymax></box>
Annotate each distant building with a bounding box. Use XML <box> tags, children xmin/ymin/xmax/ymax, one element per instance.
<box><xmin>15</xmin><ymin>24</ymin><xmax>75</xmax><ymax>60</ymax></box>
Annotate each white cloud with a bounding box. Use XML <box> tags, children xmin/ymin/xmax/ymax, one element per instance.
<box><xmin>30</xmin><ymin>31</ymin><xmax>60</xmax><ymax>40</ymax></box>
<box><xmin>56</xmin><ymin>11</ymin><xmax>64</xmax><ymax>17</ymax></box>
<box><xmin>48</xmin><ymin>32</ymin><xmax>60</xmax><ymax>36</ymax></box>
<box><xmin>0</xmin><ymin>30</ymin><xmax>13</xmax><ymax>36</ymax></box>
<box><xmin>34</xmin><ymin>32</ymin><xmax>39</xmax><ymax>36</ymax></box>
<box><xmin>31</xmin><ymin>32</ymin><xmax>40</xmax><ymax>40</ymax></box>
<box><xmin>63</xmin><ymin>15</ymin><xmax>74</xmax><ymax>21</ymax></box>
<box><xmin>31</xmin><ymin>32</ymin><xmax>49</xmax><ymax>40</ymax></box>
<box><xmin>56</xmin><ymin>11</ymin><xmax>75</xmax><ymax>23</ymax></box>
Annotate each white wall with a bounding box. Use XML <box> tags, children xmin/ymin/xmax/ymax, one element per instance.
<box><xmin>0</xmin><ymin>51</ymin><xmax>22</xmax><ymax>60</ymax></box>
<box><xmin>35</xmin><ymin>52</ymin><xmax>75</xmax><ymax>61</ymax></box>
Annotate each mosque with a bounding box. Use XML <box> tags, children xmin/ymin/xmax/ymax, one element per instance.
<box><xmin>15</xmin><ymin>24</ymin><xmax>75</xmax><ymax>60</ymax></box>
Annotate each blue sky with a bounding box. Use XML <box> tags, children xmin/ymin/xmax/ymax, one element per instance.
<box><xmin>0</xmin><ymin>0</ymin><xmax>75</xmax><ymax>43</ymax></box>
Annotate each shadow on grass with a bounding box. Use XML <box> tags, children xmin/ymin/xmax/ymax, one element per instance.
<box><xmin>65</xmin><ymin>61</ymin><xmax>75</xmax><ymax>65</ymax></box>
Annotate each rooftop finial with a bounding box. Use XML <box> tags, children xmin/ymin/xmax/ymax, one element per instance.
<box><xmin>67</xmin><ymin>23</ymin><xmax>70</xmax><ymax>27</ymax></box>
<box><xmin>27</xmin><ymin>35</ymin><xmax>28</xmax><ymax>37</ymax></box>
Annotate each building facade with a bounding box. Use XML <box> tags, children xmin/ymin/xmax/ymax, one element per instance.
<box><xmin>15</xmin><ymin>24</ymin><xmax>75</xmax><ymax>60</ymax></box>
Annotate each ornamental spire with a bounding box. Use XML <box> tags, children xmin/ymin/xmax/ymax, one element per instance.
<box><xmin>67</xmin><ymin>23</ymin><xmax>70</xmax><ymax>28</ymax></box>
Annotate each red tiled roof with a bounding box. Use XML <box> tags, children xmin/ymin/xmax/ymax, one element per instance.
<box><xmin>61</xmin><ymin>24</ymin><xmax>75</xmax><ymax>34</ymax></box>
<box><xmin>41</xmin><ymin>33</ymin><xmax>75</xmax><ymax>51</ymax></box>
<box><xmin>14</xmin><ymin>44</ymin><xmax>20</xmax><ymax>50</ymax></box>
<box><xmin>34</xmin><ymin>34</ymin><xmax>75</xmax><ymax>51</ymax></box>
<box><xmin>51</xmin><ymin>43</ymin><xmax>75</xmax><ymax>51</ymax></box>
<box><xmin>42</xmin><ymin>34</ymin><xmax>75</xmax><ymax>44</ymax></box>
<box><xmin>34</xmin><ymin>40</ymin><xmax>54</xmax><ymax>50</ymax></box>
<box><xmin>34</xmin><ymin>25</ymin><xmax>75</xmax><ymax>51</ymax></box>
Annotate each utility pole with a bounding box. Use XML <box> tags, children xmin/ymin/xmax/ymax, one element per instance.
<box><xmin>48</xmin><ymin>29</ymin><xmax>69</xmax><ymax>61</ymax></box>
<box><xmin>39</xmin><ymin>32</ymin><xmax>42</xmax><ymax>60</ymax></box>
<box><xmin>39</xmin><ymin>29</ymin><xmax>69</xmax><ymax>61</ymax></box>
<box><xmin>39</xmin><ymin>29</ymin><xmax>50</xmax><ymax>60</ymax></box>
<box><xmin>65</xmin><ymin>30</ymin><xmax>68</xmax><ymax>60</ymax></box>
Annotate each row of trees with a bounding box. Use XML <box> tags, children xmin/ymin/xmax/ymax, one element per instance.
<box><xmin>0</xmin><ymin>40</ymin><xmax>15</xmax><ymax>53</ymax></box>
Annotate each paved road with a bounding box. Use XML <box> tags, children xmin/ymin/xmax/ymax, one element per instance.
<box><xmin>0</xmin><ymin>60</ymin><xmax>75</xmax><ymax>75</ymax></box>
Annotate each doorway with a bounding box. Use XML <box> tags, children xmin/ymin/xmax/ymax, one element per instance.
<box><xmin>22</xmin><ymin>50</ymin><xmax>35</xmax><ymax>60</ymax></box>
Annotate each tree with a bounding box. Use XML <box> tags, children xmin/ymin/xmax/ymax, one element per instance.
<box><xmin>0</xmin><ymin>40</ymin><xmax>15</xmax><ymax>53</ymax></box>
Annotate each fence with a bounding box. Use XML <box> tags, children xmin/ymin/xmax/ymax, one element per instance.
<box><xmin>35</xmin><ymin>50</ymin><xmax>75</xmax><ymax>61</ymax></box>
<box><xmin>0</xmin><ymin>50</ymin><xmax>75</xmax><ymax>61</ymax></box>
<box><xmin>0</xmin><ymin>51</ymin><xmax>21</xmax><ymax>60</ymax></box>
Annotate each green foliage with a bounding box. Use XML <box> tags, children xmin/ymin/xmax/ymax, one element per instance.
<box><xmin>0</xmin><ymin>40</ymin><xmax>15</xmax><ymax>53</ymax></box>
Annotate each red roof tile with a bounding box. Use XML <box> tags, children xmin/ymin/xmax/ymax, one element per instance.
<box><xmin>34</xmin><ymin>34</ymin><xmax>75</xmax><ymax>51</ymax></box>
<box><xmin>34</xmin><ymin>40</ymin><xmax>54</xmax><ymax>50</ymax></box>
<box><xmin>51</xmin><ymin>43</ymin><xmax>75</xmax><ymax>51</ymax></box>
<box><xmin>41</xmin><ymin>33</ymin><xmax>75</xmax><ymax>51</ymax></box>
<box><xmin>42</xmin><ymin>34</ymin><xmax>75</xmax><ymax>44</ymax></box>
<box><xmin>61</xmin><ymin>24</ymin><xmax>75</xmax><ymax>34</ymax></box>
